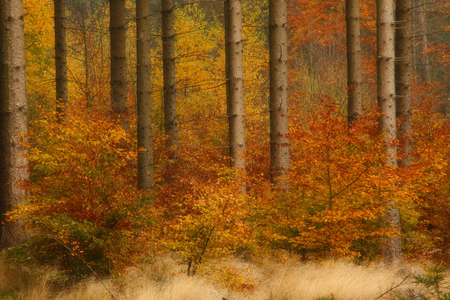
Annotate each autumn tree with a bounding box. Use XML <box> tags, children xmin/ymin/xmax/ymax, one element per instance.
<box><xmin>0</xmin><ymin>0</ymin><xmax>29</xmax><ymax>248</ymax></box>
<box><xmin>110</xmin><ymin>0</ymin><xmax>128</xmax><ymax>129</ymax></box>
<box><xmin>346</xmin><ymin>0</ymin><xmax>363</xmax><ymax>125</ymax></box>
<box><xmin>54</xmin><ymin>0</ymin><xmax>68</xmax><ymax>117</ymax></box>
<box><xmin>269</xmin><ymin>0</ymin><xmax>289</xmax><ymax>185</ymax></box>
<box><xmin>137</xmin><ymin>0</ymin><xmax>154</xmax><ymax>190</ymax></box>
<box><xmin>396</xmin><ymin>0</ymin><xmax>412</xmax><ymax>167</ymax></box>
<box><xmin>225</xmin><ymin>0</ymin><xmax>246</xmax><ymax>174</ymax></box>
<box><xmin>162</xmin><ymin>0</ymin><xmax>178</xmax><ymax>166</ymax></box>
<box><xmin>377</xmin><ymin>0</ymin><xmax>402</xmax><ymax>265</ymax></box>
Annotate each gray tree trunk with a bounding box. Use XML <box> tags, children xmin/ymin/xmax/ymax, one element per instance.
<box><xmin>377</xmin><ymin>0</ymin><xmax>402</xmax><ymax>265</ymax></box>
<box><xmin>346</xmin><ymin>0</ymin><xmax>363</xmax><ymax>125</ymax></box>
<box><xmin>137</xmin><ymin>0</ymin><xmax>154</xmax><ymax>190</ymax></box>
<box><xmin>396</xmin><ymin>0</ymin><xmax>412</xmax><ymax>168</ymax></box>
<box><xmin>225</xmin><ymin>0</ymin><xmax>245</xmax><ymax>173</ymax></box>
<box><xmin>269</xmin><ymin>0</ymin><xmax>289</xmax><ymax>186</ymax></box>
<box><xmin>55</xmin><ymin>0</ymin><xmax>68</xmax><ymax>117</ymax></box>
<box><xmin>162</xmin><ymin>0</ymin><xmax>178</xmax><ymax>165</ymax></box>
<box><xmin>416</xmin><ymin>0</ymin><xmax>431</xmax><ymax>84</ymax></box>
<box><xmin>0</xmin><ymin>0</ymin><xmax>30</xmax><ymax>249</ymax></box>
<box><xmin>110</xmin><ymin>0</ymin><xmax>128</xmax><ymax>129</ymax></box>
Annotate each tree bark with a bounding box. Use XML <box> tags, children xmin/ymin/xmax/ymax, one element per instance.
<box><xmin>137</xmin><ymin>0</ymin><xmax>154</xmax><ymax>190</ymax></box>
<box><xmin>225</xmin><ymin>0</ymin><xmax>245</xmax><ymax>173</ymax></box>
<box><xmin>396</xmin><ymin>0</ymin><xmax>412</xmax><ymax>168</ymax></box>
<box><xmin>0</xmin><ymin>0</ymin><xmax>29</xmax><ymax>249</ymax></box>
<box><xmin>346</xmin><ymin>0</ymin><xmax>363</xmax><ymax>125</ymax></box>
<box><xmin>377</xmin><ymin>0</ymin><xmax>402</xmax><ymax>265</ymax></box>
<box><xmin>269</xmin><ymin>0</ymin><xmax>289</xmax><ymax>186</ymax></box>
<box><xmin>416</xmin><ymin>0</ymin><xmax>431</xmax><ymax>84</ymax></box>
<box><xmin>162</xmin><ymin>0</ymin><xmax>178</xmax><ymax>165</ymax></box>
<box><xmin>110</xmin><ymin>0</ymin><xmax>128</xmax><ymax>129</ymax></box>
<box><xmin>55</xmin><ymin>0</ymin><xmax>68</xmax><ymax>117</ymax></box>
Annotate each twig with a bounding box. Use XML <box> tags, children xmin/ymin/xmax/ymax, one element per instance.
<box><xmin>376</xmin><ymin>274</ymin><xmax>411</xmax><ymax>299</ymax></box>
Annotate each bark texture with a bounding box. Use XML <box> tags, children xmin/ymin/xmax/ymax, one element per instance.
<box><xmin>377</xmin><ymin>0</ymin><xmax>402</xmax><ymax>265</ymax></box>
<box><xmin>110</xmin><ymin>0</ymin><xmax>128</xmax><ymax>128</ymax></box>
<box><xmin>137</xmin><ymin>0</ymin><xmax>154</xmax><ymax>190</ymax></box>
<box><xmin>346</xmin><ymin>0</ymin><xmax>363</xmax><ymax>125</ymax></box>
<box><xmin>396</xmin><ymin>0</ymin><xmax>412</xmax><ymax>168</ymax></box>
<box><xmin>225</xmin><ymin>0</ymin><xmax>245</xmax><ymax>171</ymax></box>
<box><xmin>0</xmin><ymin>0</ymin><xmax>29</xmax><ymax>249</ymax></box>
<box><xmin>55</xmin><ymin>0</ymin><xmax>68</xmax><ymax>116</ymax></box>
<box><xmin>162</xmin><ymin>0</ymin><xmax>178</xmax><ymax>163</ymax></box>
<box><xmin>269</xmin><ymin>0</ymin><xmax>289</xmax><ymax>185</ymax></box>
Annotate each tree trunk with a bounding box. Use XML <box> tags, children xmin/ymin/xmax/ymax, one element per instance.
<box><xmin>110</xmin><ymin>0</ymin><xmax>128</xmax><ymax>129</ymax></box>
<box><xmin>396</xmin><ymin>0</ymin><xmax>412</xmax><ymax>168</ymax></box>
<box><xmin>346</xmin><ymin>0</ymin><xmax>363</xmax><ymax>125</ymax></box>
<box><xmin>269</xmin><ymin>0</ymin><xmax>289</xmax><ymax>186</ymax></box>
<box><xmin>225</xmin><ymin>0</ymin><xmax>245</xmax><ymax>173</ymax></box>
<box><xmin>83</xmin><ymin>0</ymin><xmax>91</xmax><ymax>108</ymax></box>
<box><xmin>377</xmin><ymin>0</ymin><xmax>402</xmax><ymax>265</ymax></box>
<box><xmin>162</xmin><ymin>0</ymin><xmax>178</xmax><ymax>165</ymax></box>
<box><xmin>416</xmin><ymin>0</ymin><xmax>431</xmax><ymax>84</ymax></box>
<box><xmin>137</xmin><ymin>0</ymin><xmax>154</xmax><ymax>190</ymax></box>
<box><xmin>55</xmin><ymin>0</ymin><xmax>68</xmax><ymax>117</ymax></box>
<box><xmin>0</xmin><ymin>0</ymin><xmax>29</xmax><ymax>249</ymax></box>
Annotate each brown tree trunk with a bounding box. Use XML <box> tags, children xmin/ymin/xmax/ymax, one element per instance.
<box><xmin>377</xmin><ymin>0</ymin><xmax>402</xmax><ymax>266</ymax></box>
<box><xmin>137</xmin><ymin>0</ymin><xmax>154</xmax><ymax>190</ymax></box>
<box><xmin>416</xmin><ymin>0</ymin><xmax>431</xmax><ymax>84</ymax></box>
<box><xmin>269</xmin><ymin>0</ymin><xmax>289</xmax><ymax>186</ymax></box>
<box><xmin>346</xmin><ymin>0</ymin><xmax>363</xmax><ymax>125</ymax></box>
<box><xmin>110</xmin><ymin>0</ymin><xmax>128</xmax><ymax>129</ymax></box>
<box><xmin>162</xmin><ymin>0</ymin><xmax>178</xmax><ymax>166</ymax></box>
<box><xmin>396</xmin><ymin>0</ymin><xmax>412</xmax><ymax>168</ymax></box>
<box><xmin>225</xmin><ymin>0</ymin><xmax>246</xmax><ymax>173</ymax></box>
<box><xmin>55</xmin><ymin>0</ymin><xmax>68</xmax><ymax>117</ymax></box>
<box><xmin>0</xmin><ymin>0</ymin><xmax>29</xmax><ymax>249</ymax></box>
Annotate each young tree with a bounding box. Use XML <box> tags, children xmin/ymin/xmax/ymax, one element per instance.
<box><xmin>55</xmin><ymin>0</ymin><xmax>68</xmax><ymax>117</ymax></box>
<box><xmin>137</xmin><ymin>0</ymin><xmax>154</xmax><ymax>190</ymax></box>
<box><xmin>0</xmin><ymin>0</ymin><xmax>29</xmax><ymax>249</ymax></box>
<box><xmin>377</xmin><ymin>0</ymin><xmax>402</xmax><ymax>265</ymax></box>
<box><xmin>346</xmin><ymin>0</ymin><xmax>363</xmax><ymax>125</ymax></box>
<box><xmin>396</xmin><ymin>0</ymin><xmax>412</xmax><ymax>167</ymax></box>
<box><xmin>225</xmin><ymin>0</ymin><xmax>245</xmax><ymax>173</ymax></box>
<box><xmin>269</xmin><ymin>0</ymin><xmax>289</xmax><ymax>186</ymax></box>
<box><xmin>162</xmin><ymin>0</ymin><xmax>178</xmax><ymax>164</ymax></box>
<box><xmin>110</xmin><ymin>0</ymin><xmax>128</xmax><ymax>129</ymax></box>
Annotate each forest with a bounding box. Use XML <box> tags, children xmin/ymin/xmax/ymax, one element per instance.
<box><xmin>1</xmin><ymin>0</ymin><xmax>450</xmax><ymax>299</ymax></box>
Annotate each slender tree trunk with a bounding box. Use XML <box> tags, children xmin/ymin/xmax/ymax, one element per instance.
<box><xmin>269</xmin><ymin>0</ymin><xmax>289</xmax><ymax>186</ymax></box>
<box><xmin>110</xmin><ymin>0</ymin><xmax>128</xmax><ymax>129</ymax></box>
<box><xmin>396</xmin><ymin>0</ymin><xmax>412</xmax><ymax>168</ymax></box>
<box><xmin>377</xmin><ymin>0</ymin><xmax>402</xmax><ymax>265</ymax></box>
<box><xmin>0</xmin><ymin>0</ymin><xmax>29</xmax><ymax>249</ymax></box>
<box><xmin>416</xmin><ymin>0</ymin><xmax>431</xmax><ymax>84</ymax></box>
<box><xmin>85</xmin><ymin>0</ymin><xmax>91</xmax><ymax>18</ymax></box>
<box><xmin>346</xmin><ymin>0</ymin><xmax>363</xmax><ymax>125</ymax></box>
<box><xmin>162</xmin><ymin>0</ymin><xmax>178</xmax><ymax>165</ymax></box>
<box><xmin>55</xmin><ymin>0</ymin><xmax>68</xmax><ymax>117</ymax></box>
<box><xmin>83</xmin><ymin>4</ymin><xmax>91</xmax><ymax>108</ymax></box>
<box><xmin>225</xmin><ymin>0</ymin><xmax>245</xmax><ymax>173</ymax></box>
<box><xmin>137</xmin><ymin>0</ymin><xmax>154</xmax><ymax>190</ymax></box>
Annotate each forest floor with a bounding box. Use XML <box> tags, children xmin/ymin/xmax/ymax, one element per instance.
<box><xmin>0</xmin><ymin>255</ymin><xmax>440</xmax><ymax>300</ymax></box>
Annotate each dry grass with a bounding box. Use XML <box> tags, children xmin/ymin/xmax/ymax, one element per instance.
<box><xmin>0</xmin><ymin>256</ymin><xmax>433</xmax><ymax>300</ymax></box>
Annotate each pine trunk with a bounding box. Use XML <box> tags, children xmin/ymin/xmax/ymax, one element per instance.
<box><xmin>0</xmin><ymin>0</ymin><xmax>29</xmax><ymax>249</ymax></box>
<box><xmin>346</xmin><ymin>0</ymin><xmax>363</xmax><ymax>125</ymax></box>
<box><xmin>137</xmin><ymin>0</ymin><xmax>154</xmax><ymax>190</ymax></box>
<box><xmin>377</xmin><ymin>0</ymin><xmax>402</xmax><ymax>265</ymax></box>
<box><xmin>269</xmin><ymin>0</ymin><xmax>289</xmax><ymax>186</ymax></box>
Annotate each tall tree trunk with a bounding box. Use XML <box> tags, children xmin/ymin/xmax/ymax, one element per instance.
<box><xmin>396</xmin><ymin>0</ymin><xmax>412</xmax><ymax>168</ymax></box>
<box><xmin>55</xmin><ymin>0</ymin><xmax>68</xmax><ymax>117</ymax></box>
<box><xmin>110</xmin><ymin>0</ymin><xmax>128</xmax><ymax>129</ymax></box>
<box><xmin>416</xmin><ymin>0</ymin><xmax>431</xmax><ymax>84</ymax></box>
<box><xmin>269</xmin><ymin>0</ymin><xmax>289</xmax><ymax>186</ymax></box>
<box><xmin>346</xmin><ymin>0</ymin><xmax>363</xmax><ymax>125</ymax></box>
<box><xmin>162</xmin><ymin>0</ymin><xmax>178</xmax><ymax>166</ymax></box>
<box><xmin>0</xmin><ymin>0</ymin><xmax>29</xmax><ymax>249</ymax></box>
<box><xmin>225</xmin><ymin>0</ymin><xmax>245</xmax><ymax>173</ymax></box>
<box><xmin>377</xmin><ymin>0</ymin><xmax>402</xmax><ymax>265</ymax></box>
<box><xmin>137</xmin><ymin>0</ymin><xmax>154</xmax><ymax>190</ymax></box>
<box><xmin>83</xmin><ymin>0</ymin><xmax>91</xmax><ymax>108</ymax></box>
